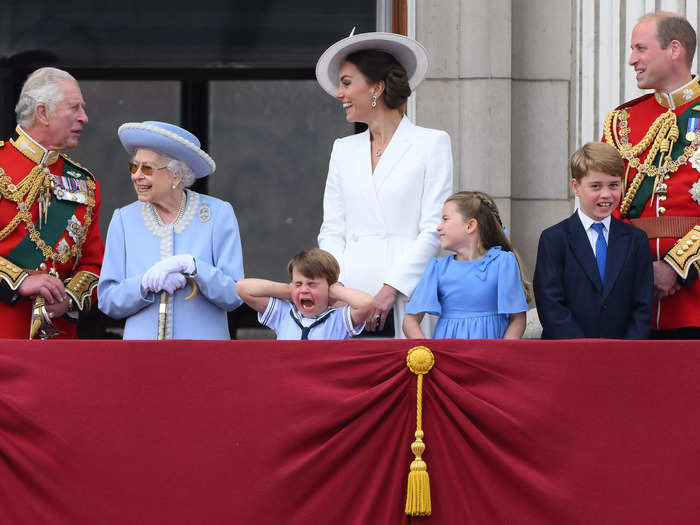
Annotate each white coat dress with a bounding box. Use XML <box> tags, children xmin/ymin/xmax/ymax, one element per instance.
<box><xmin>318</xmin><ymin>116</ymin><xmax>453</xmax><ymax>337</ymax></box>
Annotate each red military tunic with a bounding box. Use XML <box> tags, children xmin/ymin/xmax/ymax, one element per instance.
<box><xmin>604</xmin><ymin>77</ymin><xmax>700</xmax><ymax>331</ymax></box>
<box><xmin>0</xmin><ymin>126</ymin><xmax>104</xmax><ymax>338</ymax></box>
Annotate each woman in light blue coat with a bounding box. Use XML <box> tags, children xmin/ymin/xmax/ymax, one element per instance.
<box><xmin>98</xmin><ymin>121</ymin><xmax>244</xmax><ymax>339</ymax></box>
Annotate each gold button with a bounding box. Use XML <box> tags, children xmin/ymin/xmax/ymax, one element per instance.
<box><xmin>692</xmin><ymin>235</ymin><xmax>699</xmax><ymax>241</ymax></box>
<box><xmin>677</xmin><ymin>249</ymin><xmax>684</xmax><ymax>255</ymax></box>
<box><xmin>39</xmin><ymin>263</ymin><xmax>46</xmax><ymax>271</ymax></box>
<box><xmin>658</xmin><ymin>207</ymin><xmax>666</xmax><ymax>214</ymax></box>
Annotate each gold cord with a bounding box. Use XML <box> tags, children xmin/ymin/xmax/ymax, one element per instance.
<box><xmin>604</xmin><ymin>108</ymin><xmax>696</xmax><ymax>217</ymax></box>
<box><xmin>0</xmin><ymin>166</ymin><xmax>95</xmax><ymax>265</ymax></box>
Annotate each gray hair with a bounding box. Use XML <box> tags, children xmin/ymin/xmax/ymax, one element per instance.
<box><xmin>166</xmin><ymin>157</ymin><xmax>196</xmax><ymax>188</ymax></box>
<box><xmin>15</xmin><ymin>67</ymin><xmax>77</xmax><ymax>128</ymax></box>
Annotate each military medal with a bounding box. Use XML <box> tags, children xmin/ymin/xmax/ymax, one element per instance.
<box><xmin>51</xmin><ymin>173</ymin><xmax>91</xmax><ymax>204</ymax></box>
<box><xmin>691</xmin><ymin>179</ymin><xmax>700</xmax><ymax>205</ymax></box>
<box><xmin>687</xmin><ymin>117</ymin><xmax>700</xmax><ymax>141</ymax></box>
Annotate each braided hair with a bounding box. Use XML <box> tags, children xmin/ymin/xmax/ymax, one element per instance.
<box><xmin>445</xmin><ymin>191</ymin><xmax>533</xmax><ymax>303</ymax></box>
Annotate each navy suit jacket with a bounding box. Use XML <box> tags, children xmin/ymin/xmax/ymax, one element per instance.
<box><xmin>533</xmin><ymin>213</ymin><xmax>653</xmax><ymax>339</ymax></box>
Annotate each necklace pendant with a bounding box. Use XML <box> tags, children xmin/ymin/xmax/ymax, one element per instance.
<box><xmin>375</xmin><ymin>150</ymin><xmax>381</xmax><ymax>157</ymax></box>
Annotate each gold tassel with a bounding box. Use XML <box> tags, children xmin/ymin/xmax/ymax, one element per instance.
<box><xmin>405</xmin><ymin>346</ymin><xmax>435</xmax><ymax>517</ymax></box>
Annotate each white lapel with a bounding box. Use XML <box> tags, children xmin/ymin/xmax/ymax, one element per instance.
<box><xmin>372</xmin><ymin>116</ymin><xmax>414</xmax><ymax>194</ymax></box>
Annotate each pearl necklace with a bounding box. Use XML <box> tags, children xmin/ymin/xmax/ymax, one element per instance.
<box><xmin>153</xmin><ymin>191</ymin><xmax>186</xmax><ymax>226</ymax></box>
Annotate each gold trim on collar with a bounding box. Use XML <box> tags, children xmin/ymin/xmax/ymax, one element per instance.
<box><xmin>9</xmin><ymin>126</ymin><xmax>60</xmax><ymax>166</ymax></box>
<box><xmin>654</xmin><ymin>77</ymin><xmax>700</xmax><ymax>109</ymax></box>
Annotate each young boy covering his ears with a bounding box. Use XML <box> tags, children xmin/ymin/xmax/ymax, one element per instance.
<box><xmin>236</xmin><ymin>248</ymin><xmax>372</xmax><ymax>340</ymax></box>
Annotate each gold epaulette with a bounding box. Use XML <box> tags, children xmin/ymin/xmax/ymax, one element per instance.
<box><xmin>65</xmin><ymin>270</ymin><xmax>99</xmax><ymax>311</ymax></box>
<box><xmin>0</xmin><ymin>140</ymin><xmax>4</xmax><ymax>148</ymax></box>
<box><xmin>0</xmin><ymin>256</ymin><xmax>28</xmax><ymax>290</ymax></box>
<box><xmin>664</xmin><ymin>226</ymin><xmax>700</xmax><ymax>279</ymax></box>
<box><xmin>60</xmin><ymin>153</ymin><xmax>95</xmax><ymax>181</ymax></box>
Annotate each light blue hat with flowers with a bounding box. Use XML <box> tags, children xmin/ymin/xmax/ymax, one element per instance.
<box><xmin>118</xmin><ymin>121</ymin><xmax>216</xmax><ymax>179</ymax></box>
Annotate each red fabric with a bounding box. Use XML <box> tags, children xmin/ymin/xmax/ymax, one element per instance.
<box><xmin>1</xmin><ymin>339</ymin><xmax>699</xmax><ymax>524</ymax></box>
<box><xmin>607</xmin><ymin>93</ymin><xmax>700</xmax><ymax>330</ymax></box>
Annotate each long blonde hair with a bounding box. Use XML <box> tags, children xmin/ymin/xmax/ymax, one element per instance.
<box><xmin>446</xmin><ymin>191</ymin><xmax>533</xmax><ymax>304</ymax></box>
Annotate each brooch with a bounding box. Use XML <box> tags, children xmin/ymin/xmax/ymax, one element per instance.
<box><xmin>690</xmin><ymin>179</ymin><xmax>700</xmax><ymax>205</ymax></box>
<box><xmin>56</xmin><ymin>238</ymin><xmax>71</xmax><ymax>258</ymax></box>
<box><xmin>198</xmin><ymin>201</ymin><xmax>210</xmax><ymax>222</ymax></box>
<box><xmin>66</xmin><ymin>214</ymin><xmax>85</xmax><ymax>243</ymax></box>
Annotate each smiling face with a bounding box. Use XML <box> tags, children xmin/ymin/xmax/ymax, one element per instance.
<box><xmin>43</xmin><ymin>79</ymin><xmax>88</xmax><ymax>150</ymax></box>
<box><xmin>130</xmin><ymin>148</ymin><xmax>179</xmax><ymax>206</ymax></box>
<box><xmin>572</xmin><ymin>170</ymin><xmax>622</xmax><ymax>222</ymax></box>
<box><xmin>335</xmin><ymin>61</ymin><xmax>376</xmax><ymax>123</ymax></box>
<box><xmin>437</xmin><ymin>201</ymin><xmax>472</xmax><ymax>253</ymax></box>
<box><xmin>290</xmin><ymin>269</ymin><xmax>331</xmax><ymax>318</ymax></box>
<box><xmin>629</xmin><ymin>18</ymin><xmax>674</xmax><ymax>91</ymax></box>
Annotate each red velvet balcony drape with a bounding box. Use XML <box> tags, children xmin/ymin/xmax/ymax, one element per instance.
<box><xmin>1</xmin><ymin>339</ymin><xmax>699</xmax><ymax>524</ymax></box>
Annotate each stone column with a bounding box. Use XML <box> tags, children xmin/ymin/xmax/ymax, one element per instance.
<box><xmin>510</xmin><ymin>0</ymin><xmax>574</xmax><ymax>274</ymax></box>
<box><xmin>414</xmin><ymin>0</ymin><xmax>576</xmax><ymax>276</ymax></box>
<box><xmin>414</xmin><ymin>0</ymin><xmax>513</xmax><ymax>257</ymax></box>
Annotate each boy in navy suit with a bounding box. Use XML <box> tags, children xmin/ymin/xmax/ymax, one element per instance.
<box><xmin>534</xmin><ymin>142</ymin><xmax>653</xmax><ymax>339</ymax></box>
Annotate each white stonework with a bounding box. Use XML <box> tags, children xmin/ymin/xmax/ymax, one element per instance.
<box><xmin>412</xmin><ymin>0</ymin><xmax>699</xmax><ymax>288</ymax></box>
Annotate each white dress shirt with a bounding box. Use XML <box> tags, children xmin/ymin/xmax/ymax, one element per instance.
<box><xmin>577</xmin><ymin>208</ymin><xmax>610</xmax><ymax>256</ymax></box>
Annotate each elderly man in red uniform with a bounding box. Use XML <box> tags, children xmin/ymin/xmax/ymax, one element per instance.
<box><xmin>604</xmin><ymin>12</ymin><xmax>700</xmax><ymax>338</ymax></box>
<box><xmin>0</xmin><ymin>67</ymin><xmax>104</xmax><ymax>338</ymax></box>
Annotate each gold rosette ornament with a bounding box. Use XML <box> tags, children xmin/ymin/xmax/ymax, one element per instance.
<box><xmin>405</xmin><ymin>345</ymin><xmax>435</xmax><ymax>517</ymax></box>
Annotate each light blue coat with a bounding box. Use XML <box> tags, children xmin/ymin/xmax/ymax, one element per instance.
<box><xmin>98</xmin><ymin>190</ymin><xmax>244</xmax><ymax>339</ymax></box>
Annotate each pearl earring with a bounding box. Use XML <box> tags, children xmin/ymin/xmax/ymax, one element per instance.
<box><xmin>371</xmin><ymin>95</ymin><xmax>377</xmax><ymax>108</ymax></box>
<box><xmin>171</xmin><ymin>184</ymin><xmax>177</xmax><ymax>189</ymax></box>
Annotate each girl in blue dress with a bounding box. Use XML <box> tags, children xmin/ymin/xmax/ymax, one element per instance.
<box><xmin>403</xmin><ymin>191</ymin><xmax>531</xmax><ymax>339</ymax></box>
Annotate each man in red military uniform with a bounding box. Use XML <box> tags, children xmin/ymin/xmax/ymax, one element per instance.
<box><xmin>0</xmin><ymin>67</ymin><xmax>104</xmax><ymax>338</ymax></box>
<box><xmin>603</xmin><ymin>12</ymin><xmax>700</xmax><ymax>338</ymax></box>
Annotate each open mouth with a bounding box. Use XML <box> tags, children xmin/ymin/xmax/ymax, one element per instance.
<box><xmin>300</xmin><ymin>298</ymin><xmax>314</xmax><ymax>310</ymax></box>
<box><xmin>342</xmin><ymin>103</ymin><xmax>352</xmax><ymax>109</ymax></box>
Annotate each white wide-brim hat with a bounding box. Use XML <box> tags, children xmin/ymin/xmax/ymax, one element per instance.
<box><xmin>118</xmin><ymin>121</ymin><xmax>216</xmax><ymax>179</ymax></box>
<box><xmin>315</xmin><ymin>30</ymin><xmax>429</xmax><ymax>97</ymax></box>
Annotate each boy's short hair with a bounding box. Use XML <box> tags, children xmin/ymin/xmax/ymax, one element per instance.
<box><xmin>287</xmin><ymin>248</ymin><xmax>340</xmax><ymax>285</ymax></box>
<box><xmin>570</xmin><ymin>142</ymin><xmax>624</xmax><ymax>182</ymax></box>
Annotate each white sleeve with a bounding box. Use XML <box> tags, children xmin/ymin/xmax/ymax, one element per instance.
<box><xmin>384</xmin><ymin>131</ymin><xmax>453</xmax><ymax>297</ymax></box>
<box><xmin>317</xmin><ymin>140</ymin><xmax>347</xmax><ymax>281</ymax></box>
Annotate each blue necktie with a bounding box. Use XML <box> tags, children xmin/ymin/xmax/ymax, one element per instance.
<box><xmin>591</xmin><ymin>223</ymin><xmax>607</xmax><ymax>283</ymax></box>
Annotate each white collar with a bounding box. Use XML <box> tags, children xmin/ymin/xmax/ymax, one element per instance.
<box><xmin>577</xmin><ymin>208</ymin><xmax>611</xmax><ymax>232</ymax></box>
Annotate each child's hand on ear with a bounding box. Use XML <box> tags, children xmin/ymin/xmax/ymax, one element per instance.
<box><xmin>329</xmin><ymin>283</ymin><xmax>347</xmax><ymax>307</ymax></box>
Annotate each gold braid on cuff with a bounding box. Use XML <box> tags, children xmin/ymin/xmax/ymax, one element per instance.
<box><xmin>65</xmin><ymin>271</ymin><xmax>99</xmax><ymax>311</ymax></box>
<box><xmin>664</xmin><ymin>226</ymin><xmax>700</xmax><ymax>279</ymax></box>
<box><xmin>0</xmin><ymin>256</ymin><xmax>28</xmax><ymax>290</ymax></box>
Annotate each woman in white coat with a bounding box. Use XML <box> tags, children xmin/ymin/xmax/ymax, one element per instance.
<box><xmin>316</xmin><ymin>31</ymin><xmax>453</xmax><ymax>337</ymax></box>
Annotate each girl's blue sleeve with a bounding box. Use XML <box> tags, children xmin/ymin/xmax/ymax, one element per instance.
<box><xmin>406</xmin><ymin>258</ymin><xmax>441</xmax><ymax>316</ymax></box>
<box><xmin>497</xmin><ymin>251</ymin><xmax>529</xmax><ymax>314</ymax></box>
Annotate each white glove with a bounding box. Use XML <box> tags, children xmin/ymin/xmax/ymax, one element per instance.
<box><xmin>141</xmin><ymin>254</ymin><xmax>196</xmax><ymax>294</ymax></box>
<box><xmin>161</xmin><ymin>272</ymin><xmax>187</xmax><ymax>295</ymax></box>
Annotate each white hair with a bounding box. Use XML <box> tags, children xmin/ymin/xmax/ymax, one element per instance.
<box><xmin>166</xmin><ymin>157</ymin><xmax>196</xmax><ymax>188</ymax></box>
<box><xmin>15</xmin><ymin>67</ymin><xmax>77</xmax><ymax>128</ymax></box>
